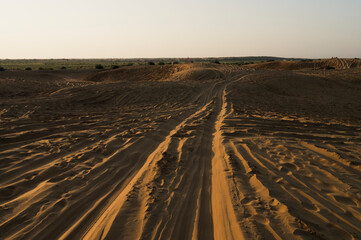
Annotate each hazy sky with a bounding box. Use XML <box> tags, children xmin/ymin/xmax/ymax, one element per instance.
<box><xmin>1</xmin><ymin>0</ymin><xmax>361</xmax><ymax>59</ymax></box>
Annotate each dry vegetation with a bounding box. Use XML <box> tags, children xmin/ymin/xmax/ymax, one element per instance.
<box><xmin>1</xmin><ymin>59</ymin><xmax>361</xmax><ymax>239</ymax></box>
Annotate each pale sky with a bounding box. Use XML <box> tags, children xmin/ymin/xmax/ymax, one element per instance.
<box><xmin>1</xmin><ymin>0</ymin><xmax>361</xmax><ymax>59</ymax></box>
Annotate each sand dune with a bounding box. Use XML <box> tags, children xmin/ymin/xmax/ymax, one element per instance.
<box><xmin>249</xmin><ymin>58</ymin><xmax>361</xmax><ymax>70</ymax></box>
<box><xmin>85</xmin><ymin>64</ymin><xmax>225</xmax><ymax>83</ymax></box>
<box><xmin>1</xmin><ymin>63</ymin><xmax>361</xmax><ymax>239</ymax></box>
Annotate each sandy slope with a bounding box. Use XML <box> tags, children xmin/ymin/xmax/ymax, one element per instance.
<box><xmin>249</xmin><ymin>58</ymin><xmax>361</xmax><ymax>70</ymax></box>
<box><xmin>1</xmin><ymin>64</ymin><xmax>361</xmax><ymax>240</ymax></box>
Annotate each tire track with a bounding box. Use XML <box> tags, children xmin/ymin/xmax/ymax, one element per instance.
<box><xmin>233</xmin><ymin>140</ymin><xmax>361</xmax><ymax>239</ymax></box>
<box><xmin>72</xmin><ymin>94</ymin><xmax>216</xmax><ymax>240</ymax></box>
<box><xmin>211</xmin><ymin>88</ymin><xmax>244</xmax><ymax>240</ymax></box>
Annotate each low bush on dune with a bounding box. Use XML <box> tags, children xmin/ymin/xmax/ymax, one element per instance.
<box><xmin>158</xmin><ymin>62</ymin><xmax>165</xmax><ymax>65</ymax></box>
<box><xmin>172</xmin><ymin>61</ymin><xmax>179</xmax><ymax>65</ymax></box>
<box><xmin>25</xmin><ymin>67</ymin><xmax>32</xmax><ymax>71</ymax></box>
<box><xmin>111</xmin><ymin>65</ymin><xmax>120</xmax><ymax>69</ymax></box>
<box><xmin>95</xmin><ymin>64</ymin><xmax>104</xmax><ymax>69</ymax></box>
<box><xmin>38</xmin><ymin>67</ymin><xmax>44</xmax><ymax>70</ymax></box>
<box><xmin>148</xmin><ymin>61</ymin><xmax>155</xmax><ymax>65</ymax></box>
<box><xmin>0</xmin><ymin>66</ymin><xmax>5</xmax><ymax>71</ymax></box>
<box><xmin>61</xmin><ymin>66</ymin><xmax>67</xmax><ymax>70</ymax></box>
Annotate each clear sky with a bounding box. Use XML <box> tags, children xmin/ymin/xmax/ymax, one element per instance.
<box><xmin>1</xmin><ymin>0</ymin><xmax>361</xmax><ymax>59</ymax></box>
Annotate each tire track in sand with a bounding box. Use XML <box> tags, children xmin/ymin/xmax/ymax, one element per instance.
<box><xmin>211</xmin><ymin>87</ymin><xmax>244</xmax><ymax>240</ymax></box>
<box><xmin>71</xmin><ymin>99</ymin><xmax>215</xmax><ymax>240</ymax></box>
<box><xmin>77</xmin><ymin>77</ymin><xmax>248</xmax><ymax>240</ymax></box>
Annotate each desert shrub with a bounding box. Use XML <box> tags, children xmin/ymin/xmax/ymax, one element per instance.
<box><xmin>48</xmin><ymin>68</ymin><xmax>54</xmax><ymax>70</ymax></box>
<box><xmin>172</xmin><ymin>61</ymin><xmax>179</xmax><ymax>65</ymax></box>
<box><xmin>127</xmin><ymin>63</ymin><xmax>134</xmax><ymax>66</ymax></box>
<box><xmin>38</xmin><ymin>67</ymin><xmax>44</xmax><ymax>70</ymax></box>
<box><xmin>111</xmin><ymin>65</ymin><xmax>119</xmax><ymax>69</ymax></box>
<box><xmin>61</xmin><ymin>66</ymin><xmax>67</xmax><ymax>70</ymax></box>
<box><xmin>148</xmin><ymin>61</ymin><xmax>155</xmax><ymax>65</ymax></box>
<box><xmin>325</xmin><ymin>66</ymin><xmax>335</xmax><ymax>70</ymax></box>
<box><xmin>158</xmin><ymin>62</ymin><xmax>165</xmax><ymax>65</ymax></box>
<box><xmin>213</xmin><ymin>60</ymin><xmax>221</xmax><ymax>64</ymax></box>
<box><xmin>25</xmin><ymin>67</ymin><xmax>32</xmax><ymax>71</ymax></box>
<box><xmin>95</xmin><ymin>64</ymin><xmax>104</xmax><ymax>69</ymax></box>
<box><xmin>0</xmin><ymin>66</ymin><xmax>5</xmax><ymax>71</ymax></box>
<box><xmin>267</xmin><ymin>59</ymin><xmax>275</xmax><ymax>62</ymax></box>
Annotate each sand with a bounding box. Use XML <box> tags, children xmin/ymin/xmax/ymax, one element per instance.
<box><xmin>1</xmin><ymin>62</ymin><xmax>361</xmax><ymax>239</ymax></box>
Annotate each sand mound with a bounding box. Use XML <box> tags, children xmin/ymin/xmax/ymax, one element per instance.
<box><xmin>0</xmin><ymin>70</ymin><xmax>95</xmax><ymax>97</ymax></box>
<box><xmin>348</xmin><ymin>58</ymin><xmax>361</xmax><ymax>68</ymax></box>
<box><xmin>250</xmin><ymin>58</ymin><xmax>361</xmax><ymax>70</ymax></box>
<box><xmin>85</xmin><ymin>65</ymin><xmax>178</xmax><ymax>82</ymax></box>
<box><xmin>85</xmin><ymin>64</ymin><xmax>225</xmax><ymax>82</ymax></box>
<box><xmin>171</xmin><ymin>65</ymin><xmax>224</xmax><ymax>81</ymax></box>
<box><xmin>228</xmin><ymin>70</ymin><xmax>361</xmax><ymax>122</ymax></box>
<box><xmin>249</xmin><ymin>61</ymin><xmax>313</xmax><ymax>70</ymax></box>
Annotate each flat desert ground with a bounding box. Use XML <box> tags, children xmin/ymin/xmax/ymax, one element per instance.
<box><xmin>1</xmin><ymin>61</ymin><xmax>361</xmax><ymax>240</ymax></box>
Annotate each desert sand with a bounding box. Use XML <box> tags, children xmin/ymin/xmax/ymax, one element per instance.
<box><xmin>1</xmin><ymin>60</ymin><xmax>361</xmax><ymax>240</ymax></box>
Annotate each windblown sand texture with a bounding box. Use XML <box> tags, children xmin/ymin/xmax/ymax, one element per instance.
<box><xmin>1</xmin><ymin>60</ymin><xmax>361</xmax><ymax>240</ymax></box>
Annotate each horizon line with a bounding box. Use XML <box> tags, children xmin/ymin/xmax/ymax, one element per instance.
<box><xmin>0</xmin><ymin>56</ymin><xmax>345</xmax><ymax>61</ymax></box>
